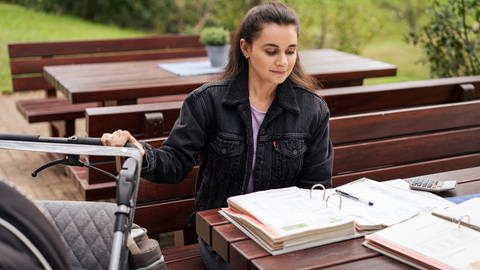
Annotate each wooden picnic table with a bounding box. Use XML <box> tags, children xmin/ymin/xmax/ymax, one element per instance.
<box><xmin>196</xmin><ymin>166</ymin><xmax>480</xmax><ymax>270</ymax></box>
<box><xmin>43</xmin><ymin>49</ymin><xmax>396</xmax><ymax>105</ymax></box>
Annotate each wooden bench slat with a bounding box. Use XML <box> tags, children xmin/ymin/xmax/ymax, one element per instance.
<box><xmin>137</xmin><ymin>93</ymin><xmax>187</xmax><ymax>104</ymax></box>
<box><xmin>165</xmin><ymin>256</ymin><xmax>206</xmax><ymax>270</ymax></box>
<box><xmin>134</xmin><ymin>198</ymin><xmax>195</xmax><ymax>234</ymax></box>
<box><xmin>163</xmin><ymin>243</ymin><xmax>201</xmax><ymax>264</ymax></box>
<box><xmin>87</xmin><ymin>101</ymin><xmax>183</xmax><ymax>138</ymax></box>
<box><xmin>229</xmin><ymin>239</ymin><xmax>269</xmax><ymax>270</ymax></box>
<box><xmin>334</xmin><ymin>127</ymin><xmax>480</xmax><ymax>173</ymax></box>
<box><xmin>12</xmin><ymin>76</ymin><xmax>52</xmax><ymax>92</ymax></box>
<box><xmin>195</xmin><ymin>209</ymin><xmax>229</xmax><ymax>246</ymax></box>
<box><xmin>7</xmin><ymin>34</ymin><xmax>205</xmax><ymax>57</ymax></box>
<box><xmin>16</xmin><ymin>99</ymin><xmax>100</xmax><ymax>122</ymax></box>
<box><xmin>137</xmin><ymin>167</ymin><xmax>198</xmax><ymax>204</ymax></box>
<box><xmin>322</xmin><ymin>76</ymin><xmax>480</xmax><ymax>115</ymax></box>
<box><xmin>10</xmin><ymin>49</ymin><xmax>207</xmax><ymax>74</ymax></box>
<box><xmin>16</xmin><ymin>98</ymin><xmax>70</xmax><ymax>108</ymax></box>
<box><xmin>332</xmin><ymin>153</ymin><xmax>480</xmax><ymax>186</ymax></box>
<box><xmin>330</xmin><ymin>100</ymin><xmax>480</xmax><ymax>144</ymax></box>
<box><xmin>165</xmin><ymin>258</ymin><xmax>205</xmax><ymax>270</ymax></box>
<box><xmin>212</xmin><ymin>223</ymin><xmax>249</xmax><ymax>261</ymax></box>
<box><xmin>163</xmin><ymin>243</ymin><xmax>205</xmax><ymax>270</ymax></box>
<box><xmin>66</xmin><ymin>166</ymin><xmax>116</xmax><ymax>200</ymax></box>
<box><xmin>322</xmin><ymin>76</ymin><xmax>480</xmax><ymax>96</ymax></box>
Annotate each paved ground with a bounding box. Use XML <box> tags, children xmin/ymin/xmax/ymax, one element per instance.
<box><xmin>0</xmin><ymin>91</ymin><xmax>83</xmax><ymax>200</ymax></box>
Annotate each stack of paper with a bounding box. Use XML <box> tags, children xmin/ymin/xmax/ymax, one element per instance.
<box><xmin>363</xmin><ymin>198</ymin><xmax>480</xmax><ymax>269</ymax></box>
<box><xmin>221</xmin><ymin>187</ymin><xmax>356</xmax><ymax>255</ymax></box>
<box><xmin>329</xmin><ymin>178</ymin><xmax>454</xmax><ymax>231</ymax></box>
<box><xmin>220</xmin><ymin>178</ymin><xmax>455</xmax><ymax>255</ymax></box>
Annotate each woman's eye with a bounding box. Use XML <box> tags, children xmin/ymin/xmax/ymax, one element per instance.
<box><xmin>265</xmin><ymin>48</ymin><xmax>295</xmax><ymax>56</ymax></box>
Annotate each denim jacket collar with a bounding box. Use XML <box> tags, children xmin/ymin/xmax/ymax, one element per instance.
<box><xmin>221</xmin><ymin>69</ymin><xmax>300</xmax><ymax>115</ymax></box>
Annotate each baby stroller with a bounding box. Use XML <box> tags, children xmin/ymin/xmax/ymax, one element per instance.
<box><xmin>0</xmin><ymin>134</ymin><xmax>166</xmax><ymax>270</ymax></box>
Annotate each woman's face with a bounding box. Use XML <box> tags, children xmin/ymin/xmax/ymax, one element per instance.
<box><xmin>241</xmin><ymin>23</ymin><xmax>298</xmax><ymax>87</ymax></box>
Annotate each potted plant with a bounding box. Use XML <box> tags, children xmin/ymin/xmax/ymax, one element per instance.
<box><xmin>200</xmin><ymin>27</ymin><xmax>230</xmax><ymax>67</ymax></box>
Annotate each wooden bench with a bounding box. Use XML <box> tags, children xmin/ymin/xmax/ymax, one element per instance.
<box><xmin>77</xmin><ymin>77</ymin><xmax>480</xmax><ymax>269</ymax></box>
<box><xmin>80</xmin><ymin>76</ymin><xmax>480</xmax><ymax>191</ymax></box>
<box><xmin>137</xmin><ymin>98</ymin><xmax>480</xmax><ymax>190</ymax></box>
<box><xmin>91</xmin><ymin>99</ymin><xmax>480</xmax><ymax>270</ymax></box>
<box><xmin>8</xmin><ymin>34</ymin><xmax>206</xmax><ymax>137</ymax></box>
<box><xmin>330</xmin><ymin>99</ymin><xmax>480</xmax><ymax>186</ymax></box>
<box><xmin>89</xmin><ymin>75</ymin><xmax>480</xmax><ymax>140</ymax></box>
<box><xmin>83</xmin><ymin>98</ymin><xmax>480</xmax><ymax>189</ymax></box>
<box><xmin>322</xmin><ymin>75</ymin><xmax>480</xmax><ymax>115</ymax></box>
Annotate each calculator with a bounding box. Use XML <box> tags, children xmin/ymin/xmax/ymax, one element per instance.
<box><xmin>409</xmin><ymin>177</ymin><xmax>457</xmax><ymax>193</ymax></box>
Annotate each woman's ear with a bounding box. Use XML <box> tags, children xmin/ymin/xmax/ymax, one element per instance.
<box><xmin>240</xmin><ymin>38</ymin><xmax>250</xmax><ymax>59</ymax></box>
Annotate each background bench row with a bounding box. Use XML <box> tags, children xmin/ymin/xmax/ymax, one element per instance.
<box><xmin>8</xmin><ymin>34</ymin><xmax>208</xmax><ymax>137</ymax></box>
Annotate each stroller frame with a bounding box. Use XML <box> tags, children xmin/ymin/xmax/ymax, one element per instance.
<box><xmin>0</xmin><ymin>134</ymin><xmax>143</xmax><ymax>270</ymax></box>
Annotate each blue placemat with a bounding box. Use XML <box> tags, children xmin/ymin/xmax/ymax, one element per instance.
<box><xmin>158</xmin><ymin>61</ymin><xmax>224</xmax><ymax>76</ymax></box>
<box><xmin>446</xmin><ymin>193</ymin><xmax>480</xmax><ymax>204</ymax></box>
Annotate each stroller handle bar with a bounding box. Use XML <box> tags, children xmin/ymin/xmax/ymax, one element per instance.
<box><xmin>0</xmin><ymin>133</ymin><xmax>136</xmax><ymax>148</ymax></box>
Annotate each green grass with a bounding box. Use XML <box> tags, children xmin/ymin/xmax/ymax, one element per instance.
<box><xmin>0</xmin><ymin>2</ymin><xmax>150</xmax><ymax>93</ymax></box>
<box><xmin>363</xmin><ymin>39</ymin><xmax>430</xmax><ymax>85</ymax></box>
<box><xmin>0</xmin><ymin>1</ymin><xmax>431</xmax><ymax>93</ymax></box>
<box><xmin>294</xmin><ymin>0</ymin><xmax>431</xmax><ymax>85</ymax></box>
<box><xmin>352</xmin><ymin>0</ymin><xmax>430</xmax><ymax>84</ymax></box>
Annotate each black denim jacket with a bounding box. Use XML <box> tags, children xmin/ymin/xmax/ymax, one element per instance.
<box><xmin>141</xmin><ymin>70</ymin><xmax>333</xmax><ymax>212</ymax></box>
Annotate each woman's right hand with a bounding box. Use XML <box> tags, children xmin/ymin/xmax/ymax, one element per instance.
<box><xmin>101</xmin><ymin>129</ymin><xmax>145</xmax><ymax>156</ymax></box>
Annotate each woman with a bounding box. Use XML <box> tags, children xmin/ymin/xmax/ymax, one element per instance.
<box><xmin>102</xmin><ymin>2</ymin><xmax>333</xmax><ymax>269</ymax></box>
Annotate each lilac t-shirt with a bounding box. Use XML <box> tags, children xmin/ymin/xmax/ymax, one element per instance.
<box><xmin>246</xmin><ymin>105</ymin><xmax>266</xmax><ymax>193</ymax></box>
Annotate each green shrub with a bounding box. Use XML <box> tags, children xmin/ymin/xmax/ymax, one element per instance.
<box><xmin>199</xmin><ymin>27</ymin><xmax>230</xmax><ymax>46</ymax></box>
<box><xmin>408</xmin><ymin>0</ymin><xmax>480</xmax><ymax>77</ymax></box>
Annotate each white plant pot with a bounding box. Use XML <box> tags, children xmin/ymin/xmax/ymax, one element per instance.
<box><xmin>206</xmin><ymin>45</ymin><xmax>230</xmax><ymax>67</ymax></box>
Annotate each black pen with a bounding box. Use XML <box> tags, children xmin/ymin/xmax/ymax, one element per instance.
<box><xmin>335</xmin><ymin>189</ymin><xmax>374</xmax><ymax>206</ymax></box>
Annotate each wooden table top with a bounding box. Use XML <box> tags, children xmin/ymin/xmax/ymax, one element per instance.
<box><xmin>43</xmin><ymin>49</ymin><xmax>396</xmax><ymax>104</ymax></box>
<box><xmin>196</xmin><ymin>166</ymin><xmax>480</xmax><ymax>270</ymax></box>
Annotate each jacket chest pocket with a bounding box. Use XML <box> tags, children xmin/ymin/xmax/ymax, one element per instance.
<box><xmin>206</xmin><ymin>135</ymin><xmax>246</xmax><ymax>182</ymax></box>
<box><xmin>271</xmin><ymin>138</ymin><xmax>306</xmax><ymax>185</ymax></box>
<box><xmin>198</xmin><ymin>135</ymin><xmax>246</xmax><ymax>210</ymax></box>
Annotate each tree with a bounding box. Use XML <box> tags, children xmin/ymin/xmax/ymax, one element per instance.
<box><xmin>378</xmin><ymin>0</ymin><xmax>427</xmax><ymax>37</ymax></box>
<box><xmin>408</xmin><ymin>0</ymin><xmax>480</xmax><ymax>77</ymax></box>
<box><xmin>328</xmin><ymin>0</ymin><xmax>382</xmax><ymax>54</ymax></box>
